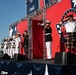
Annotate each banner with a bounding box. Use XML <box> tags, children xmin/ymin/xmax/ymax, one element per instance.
<box><xmin>1</xmin><ymin>61</ymin><xmax>76</xmax><ymax>75</ymax></box>
<box><xmin>32</xmin><ymin>63</ymin><xmax>45</xmax><ymax>75</ymax></box>
<box><xmin>0</xmin><ymin>61</ymin><xmax>32</xmax><ymax>75</ymax></box>
<box><xmin>26</xmin><ymin>0</ymin><xmax>39</xmax><ymax>15</ymax></box>
<box><xmin>44</xmin><ymin>0</ymin><xmax>52</xmax><ymax>5</ymax></box>
<box><xmin>71</xmin><ymin>0</ymin><xmax>76</xmax><ymax>9</ymax></box>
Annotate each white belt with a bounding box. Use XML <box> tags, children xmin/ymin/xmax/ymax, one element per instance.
<box><xmin>45</xmin><ymin>33</ymin><xmax>50</xmax><ymax>35</ymax></box>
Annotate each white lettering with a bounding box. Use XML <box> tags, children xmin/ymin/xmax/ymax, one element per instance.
<box><xmin>28</xmin><ymin>70</ymin><xmax>32</xmax><ymax>75</ymax></box>
<box><xmin>1</xmin><ymin>71</ymin><xmax>8</xmax><ymax>75</ymax></box>
<box><xmin>44</xmin><ymin>64</ymin><xmax>49</xmax><ymax>75</ymax></box>
<box><xmin>29</xmin><ymin>5</ymin><xmax>35</xmax><ymax>12</ymax></box>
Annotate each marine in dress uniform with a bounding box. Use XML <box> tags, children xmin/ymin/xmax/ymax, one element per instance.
<box><xmin>41</xmin><ymin>20</ymin><xmax>52</xmax><ymax>59</ymax></box>
<box><xmin>23</xmin><ymin>30</ymin><xmax>28</xmax><ymax>58</ymax></box>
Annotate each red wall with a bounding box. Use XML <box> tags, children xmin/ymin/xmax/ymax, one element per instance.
<box><xmin>17</xmin><ymin>20</ymin><xmax>28</xmax><ymax>34</ymax></box>
<box><xmin>17</xmin><ymin>20</ymin><xmax>28</xmax><ymax>55</ymax></box>
<box><xmin>46</xmin><ymin>0</ymin><xmax>71</xmax><ymax>58</ymax></box>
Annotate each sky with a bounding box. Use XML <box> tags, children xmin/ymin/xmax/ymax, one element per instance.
<box><xmin>0</xmin><ymin>0</ymin><xmax>26</xmax><ymax>43</ymax></box>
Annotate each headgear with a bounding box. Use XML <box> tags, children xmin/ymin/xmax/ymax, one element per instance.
<box><xmin>45</xmin><ymin>20</ymin><xmax>51</xmax><ymax>24</ymax></box>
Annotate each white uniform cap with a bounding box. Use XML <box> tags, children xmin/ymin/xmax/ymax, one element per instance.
<box><xmin>40</xmin><ymin>20</ymin><xmax>51</xmax><ymax>26</ymax></box>
<box><xmin>46</xmin><ymin>20</ymin><xmax>51</xmax><ymax>24</ymax></box>
<box><xmin>74</xmin><ymin>17</ymin><xmax>76</xmax><ymax>20</ymax></box>
<box><xmin>13</xmin><ymin>36</ymin><xmax>15</xmax><ymax>38</ymax></box>
<box><xmin>41</xmin><ymin>23</ymin><xmax>44</xmax><ymax>26</ymax></box>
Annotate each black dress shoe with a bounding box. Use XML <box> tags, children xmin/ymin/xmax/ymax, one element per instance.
<box><xmin>45</xmin><ymin>58</ymin><xmax>52</xmax><ymax>60</ymax></box>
